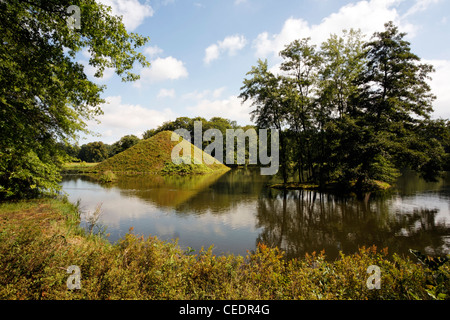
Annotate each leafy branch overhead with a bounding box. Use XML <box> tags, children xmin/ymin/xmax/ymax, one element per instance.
<box><xmin>0</xmin><ymin>0</ymin><xmax>150</xmax><ymax>199</ymax></box>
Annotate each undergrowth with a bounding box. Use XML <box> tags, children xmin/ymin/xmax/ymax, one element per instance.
<box><xmin>0</xmin><ymin>199</ymin><xmax>448</xmax><ymax>300</ymax></box>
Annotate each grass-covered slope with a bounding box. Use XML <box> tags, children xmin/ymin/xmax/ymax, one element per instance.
<box><xmin>94</xmin><ymin>131</ymin><xmax>229</xmax><ymax>175</ymax></box>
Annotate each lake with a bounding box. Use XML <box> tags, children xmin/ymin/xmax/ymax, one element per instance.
<box><xmin>61</xmin><ymin>169</ymin><xmax>450</xmax><ymax>260</ymax></box>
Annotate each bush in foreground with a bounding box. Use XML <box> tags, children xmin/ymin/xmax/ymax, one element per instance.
<box><xmin>0</xmin><ymin>199</ymin><xmax>448</xmax><ymax>300</ymax></box>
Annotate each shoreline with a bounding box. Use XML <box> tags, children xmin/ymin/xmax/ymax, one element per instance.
<box><xmin>0</xmin><ymin>198</ymin><xmax>448</xmax><ymax>300</ymax></box>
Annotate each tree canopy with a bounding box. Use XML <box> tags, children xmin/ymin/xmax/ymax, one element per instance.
<box><xmin>240</xmin><ymin>22</ymin><xmax>449</xmax><ymax>190</ymax></box>
<box><xmin>0</xmin><ymin>0</ymin><xmax>149</xmax><ymax>199</ymax></box>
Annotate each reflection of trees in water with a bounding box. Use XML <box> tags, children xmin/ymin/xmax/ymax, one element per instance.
<box><xmin>256</xmin><ymin>189</ymin><xmax>450</xmax><ymax>260</ymax></box>
<box><xmin>175</xmin><ymin>168</ymin><xmax>274</xmax><ymax>214</ymax></box>
<box><xmin>394</xmin><ymin>170</ymin><xmax>450</xmax><ymax>195</ymax></box>
<box><xmin>62</xmin><ymin>170</ymin><xmax>450</xmax><ymax>260</ymax></box>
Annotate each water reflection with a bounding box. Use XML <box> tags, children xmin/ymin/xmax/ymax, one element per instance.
<box><xmin>61</xmin><ymin>169</ymin><xmax>450</xmax><ymax>260</ymax></box>
<box><xmin>256</xmin><ymin>189</ymin><xmax>449</xmax><ymax>260</ymax></box>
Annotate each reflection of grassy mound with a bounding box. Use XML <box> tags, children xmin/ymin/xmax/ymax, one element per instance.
<box><xmin>95</xmin><ymin>131</ymin><xmax>229</xmax><ymax>175</ymax></box>
<box><xmin>114</xmin><ymin>172</ymin><xmax>227</xmax><ymax>208</ymax></box>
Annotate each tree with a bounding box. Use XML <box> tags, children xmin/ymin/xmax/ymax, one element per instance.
<box><xmin>279</xmin><ymin>38</ymin><xmax>322</xmax><ymax>183</ymax></box>
<box><xmin>56</xmin><ymin>142</ymin><xmax>81</xmax><ymax>161</ymax></box>
<box><xmin>142</xmin><ymin>129</ymin><xmax>157</xmax><ymax>140</ymax></box>
<box><xmin>241</xmin><ymin>22</ymin><xmax>448</xmax><ymax>190</ymax></box>
<box><xmin>78</xmin><ymin>142</ymin><xmax>109</xmax><ymax>163</ymax></box>
<box><xmin>110</xmin><ymin>135</ymin><xmax>140</xmax><ymax>157</ymax></box>
<box><xmin>352</xmin><ymin>21</ymin><xmax>440</xmax><ymax>186</ymax></box>
<box><xmin>0</xmin><ymin>0</ymin><xmax>149</xmax><ymax>199</ymax></box>
<box><xmin>319</xmin><ymin>29</ymin><xmax>366</xmax><ymax>118</ymax></box>
<box><xmin>317</xmin><ymin>29</ymin><xmax>366</xmax><ymax>185</ymax></box>
<box><xmin>240</xmin><ymin>59</ymin><xmax>289</xmax><ymax>183</ymax></box>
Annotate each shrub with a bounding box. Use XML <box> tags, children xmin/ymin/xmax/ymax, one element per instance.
<box><xmin>1</xmin><ymin>199</ymin><xmax>449</xmax><ymax>300</ymax></box>
<box><xmin>98</xmin><ymin>170</ymin><xmax>117</xmax><ymax>184</ymax></box>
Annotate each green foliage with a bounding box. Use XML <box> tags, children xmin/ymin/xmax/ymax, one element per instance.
<box><xmin>240</xmin><ymin>59</ymin><xmax>290</xmax><ymax>183</ymax></box>
<box><xmin>161</xmin><ymin>156</ymin><xmax>213</xmax><ymax>176</ymax></box>
<box><xmin>0</xmin><ymin>149</ymin><xmax>62</xmax><ymax>199</ymax></box>
<box><xmin>142</xmin><ymin>116</ymin><xmax>244</xmax><ymax>163</ymax></box>
<box><xmin>109</xmin><ymin>135</ymin><xmax>140</xmax><ymax>157</ymax></box>
<box><xmin>95</xmin><ymin>131</ymin><xmax>229</xmax><ymax>174</ymax></box>
<box><xmin>1</xmin><ymin>199</ymin><xmax>449</xmax><ymax>300</ymax></box>
<box><xmin>368</xmin><ymin>154</ymin><xmax>401</xmax><ymax>185</ymax></box>
<box><xmin>240</xmin><ymin>22</ymin><xmax>449</xmax><ymax>190</ymax></box>
<box><xmin>0</xmin><ymin>0</ymin><xmax>149</xmax><ymax>199</ymax></box>
<box><xmin>78</xmin><ymin>141</ymin><xmax>109</xmax><ymax>163</ymax></box>
<box><xmin>97</xmin><ymin>170</ymin><xmax>117</xmax><ymax>184</ymax></box>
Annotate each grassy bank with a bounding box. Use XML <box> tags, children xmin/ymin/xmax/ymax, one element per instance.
<box><xmin>0</xmin><ymin>198</ymin><xmax>449</xmax><ymax>300</ymax></box>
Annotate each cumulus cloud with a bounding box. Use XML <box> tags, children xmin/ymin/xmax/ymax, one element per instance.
<box><xmin>425</xmin><ymin>59</ymin><xmax>450</xmax><ymax>119</ymax></box>
<box><xmin>98</xmin><ymin>0</ymin><xmax>154</xmax><ymax>31</ymax></box>
<box><xmin>403</xmin><ymin>0</ymin><xmax>442</xmax><ymax>17</ymax></box>
<box><xmin>253</xmin><ymin>0</ymin><xmax>416</xmax><ymax>59</ymax></box>
<box><xmin>204</xmin><ymin>35</ymin><xmax>247</xmax><ymax>64</ymax></box>
<box><xmin>186</xmin><ymin>93</ymin><xmax>253</xmax><ymax>124</ymax></box>
<box><xmin>86</xmin><ymin>95</ymin><xmax>176</xmax><ymax>143</ymax></box>
<box><xmin>157</xmin><ymin>88</ymin><xmax>176</xmax><ymax>99</ymax></box>
<box><xmin>144</xmin><ymin>45</ymin><xmax>164</xmax><ymax>58</ymax></box>
<box><xmin>134</xmin><ymin>56</ymin><xmax>188</xmax><ymax>87</ymax></box>
<box><xmin>182</xmin><ymin>87</ymin><xmax>226</xmax><ymax>100</ymax></box>
<box><xmin>204</xmin><ymin>45</ymin><xmax>220</xmax><ymax>65</ymax></box>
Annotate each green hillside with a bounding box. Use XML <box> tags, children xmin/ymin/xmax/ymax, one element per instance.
<box><xmin>94</xmin><ymin>131</ymin><xmax>229</xmax><ymax>175</ymax></box>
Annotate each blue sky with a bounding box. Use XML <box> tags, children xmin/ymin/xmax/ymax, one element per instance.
<box><xmin>81</xmin><ymin>0</ymin><xmax>450</xmax><ymax>144</ymax></box>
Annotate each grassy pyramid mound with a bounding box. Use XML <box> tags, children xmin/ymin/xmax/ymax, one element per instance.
<box><xmin>94</xmin><ymin>131</ymin><xmax>229</xmax><ymax>175</ymax></box>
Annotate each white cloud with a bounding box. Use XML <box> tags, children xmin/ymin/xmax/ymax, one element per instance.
<box><xmin>204</xmin><ymin>35</ymin><xmax>247</xmax><ymax>64</ymax></box>
<box><xmin>98</xmin><ymin>0</ymin><xmax>154</xmax><ymax>31</ymax></box>
<box><xmin>253</xmin><ymin>0</ymin><xmax>416</xmax><ymax>59</ymax></box>
<box><xmin>87</xmin><ymin>95</ymin><xmax>176</xmax><ymax>143</ymax></box>
<box><xmin>157</xmin><ymin>88</ymin><xmax>176</xmax><ymax>99</ymax></box>
<box><xmin>234</xmin><ymin>0</ymin><xmax>247</xmax><ymax>5</ymax></box>
<box><xmin>220</xmin><ymin>35</ymin><xmax>247</xmax><ymax>55</ymax></box>
<box><xmin>204</xmin><ymin>44</ymin><xmax>220</xmax><ymax>65</ymax></box>
<box><xmin>403</xmin><ymin>0</ymin><xmax>442</xmax><ymax>17</ymax></box>
<box><xmin>144</xmin><ymin>45</ymin><xmax>163</xmax><ymax>58</ymax></box>
<box><xmin>182</xmin><ymin>87</ymin><xmax>227</xmax><ymax>100</ymax></box>
<box><xmin>134</xmin><ymin>56</ymin><xmax>188</xmax><ymax>86</ymax></box>
<box><xmin>186</xmin><ymin>94</ymin><xmax>253</xmax><ymax>124</ymax></box>
<box><xmin>425</xmin><ymin>59</ymin><xmax>450</xmax><ymax>119</ymax></box>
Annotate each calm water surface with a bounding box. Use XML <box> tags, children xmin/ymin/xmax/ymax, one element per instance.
<box><xmin>61</xmin><ymin>169</ymin><xmax>450</xmax><ymax>260</ymax></box>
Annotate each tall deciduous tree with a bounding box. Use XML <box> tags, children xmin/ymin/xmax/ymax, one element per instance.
<box><xmin>353</xmin><ymin>21</ymin><xmax>439</xmax><ymax>186</ymax></box>
<box><xmin>240</xmin><ymin>59</ymin><xmax>289</xmax><ymax>183</ymax></box>
<box><xmin>317</xmin><ymin>29</ymin><xmax>366</xmax><ymax>185</ymax></box>
<box><xmin>79</xmin><ymin>141</ymin><xmax>109</xmax><ymax>163</ymax></box>
<box><xmin>0</xmin><ymin>0</ymin><xmax>149</xmax><ymax>199</ymax></box>
<box><xmin>279</xmin><ymin>38</ymin><xmax>322</xmax><ymax>182</ymax></box>
<box><xmin>241</xmin><ymin>22</ymin><xmax>448</xmax><ymax>190</ymax></box>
